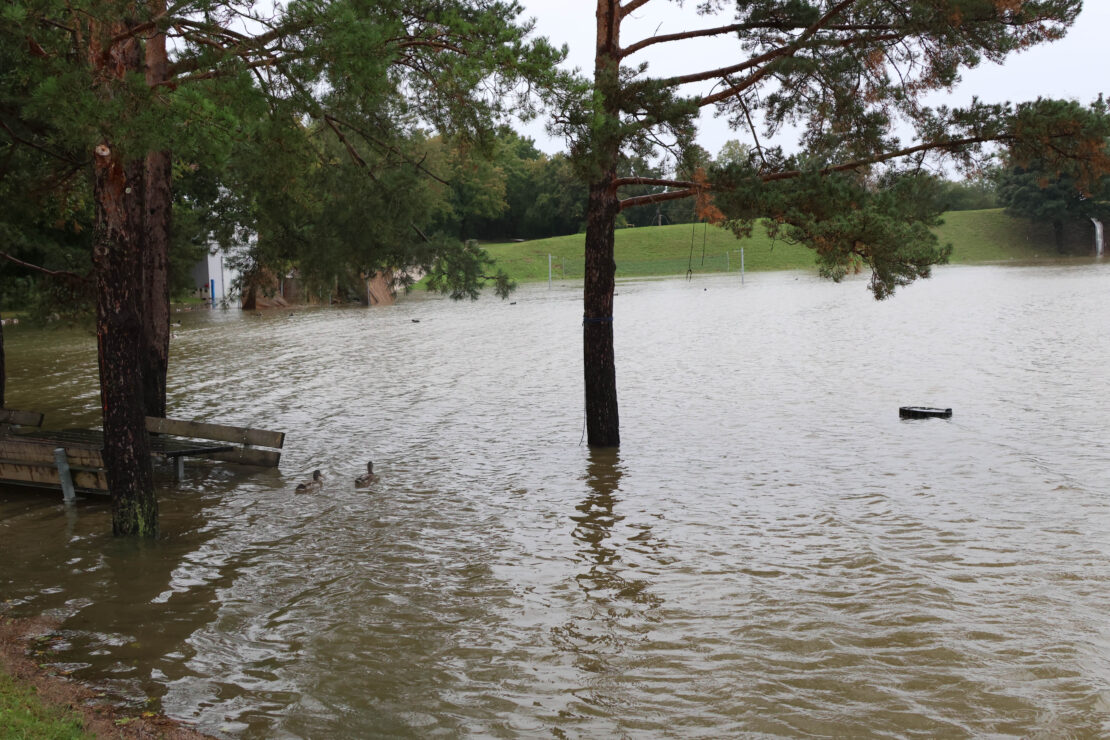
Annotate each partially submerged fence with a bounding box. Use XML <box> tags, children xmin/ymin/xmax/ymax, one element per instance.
<box><xmin>523</xmin><ymin>249</ymin><xmax>749</xmax><ymax>285</ymax></box>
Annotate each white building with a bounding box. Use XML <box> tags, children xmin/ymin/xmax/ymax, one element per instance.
<box><xmin>190</xmin><ymin>250</ymin><xmax>239</xmax><ymax>307</ymax></box>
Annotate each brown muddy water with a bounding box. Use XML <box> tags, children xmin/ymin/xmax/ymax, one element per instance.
<box><xmin>1</xmin><ymin>264</ymin><xmax>1109</xmax><ymax>738</ymax></box>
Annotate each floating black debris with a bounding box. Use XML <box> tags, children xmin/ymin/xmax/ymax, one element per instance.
<box><xmin>899</xmin><ymin>406</ymin><xmax>953</xmax><ymax>419</ymax></box>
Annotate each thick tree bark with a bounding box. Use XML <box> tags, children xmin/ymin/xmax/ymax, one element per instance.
<box><xmin>581</xmin><ymin>0</ymin><xmax>622</xmax><ymax>447</ymax></box>
<box><xmin>141</xmin><ymin>16</ymin><xmax>171</xmax><ymax>419</ymax></box>
<box><xmin>241</xmin><ymin>281</ymin><xmax>257</xmax><ymax>310</ymax></box>
<box><xmin>0</xmin><ymin>312</ymin><xmax>5</xmax><ymax>409</ymax></box>
<box><xmin>89</xmin><ymin>20</ymin><xmax>157</xmax><ymax>537</ymax></box>
<box><xmin>141</xmin><ymin>149</ymin><xmax>171</xmax><ymax>418</ymax></box>
<box><xmin>93</xmin><ymin>145</ymin><xmax>158</xmax><ymax>537</ymax></box>
<box><xmin>583</xmin><ymin>178</ymin><xmax>620</xmax><ymax>446</ymax></box>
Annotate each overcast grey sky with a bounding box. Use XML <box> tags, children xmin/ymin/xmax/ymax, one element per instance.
<box><xmin>517</xmin><ymin>1</ymin><xmax>1109</xmax><ymax>158</ymax></box>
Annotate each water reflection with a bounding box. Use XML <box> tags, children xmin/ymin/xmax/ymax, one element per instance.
<box><xmin>572</xmin><ymin>447</ymin><xmax>625</xmax><ymax>575</ymax></box>
<box><xmin>554</xmin><ymin>449</ymin><xmax>664</xmax><ymax>686</ymax></box>
<box><xmin>576</xmin><ymin>449</ymin><xmax>665</xmax><ymax>608</ymax></box>
<box><xmin>0</xmin><ymin>488</ymin><xmax>230</xmax><ymax>711</ymax></box>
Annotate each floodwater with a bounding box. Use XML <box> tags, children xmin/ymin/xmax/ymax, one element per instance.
<box><xmin>2</xmin><ymin>263</ymin><xmax>1109</xmax><ymax>738</ymax></box>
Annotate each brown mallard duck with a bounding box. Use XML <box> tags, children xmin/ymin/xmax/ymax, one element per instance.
<box><xmin>355</xmin><ymin>462</ymin><xmax>379</xmax><ymax>488</ymax></box>
<box><xmin>295</xmin><ymin>469</ymin><xmax>323</xmax><ymax>493</ymax></box>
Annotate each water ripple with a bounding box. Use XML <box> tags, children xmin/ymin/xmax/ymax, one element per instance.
<box><xmin>2</xmin><ymin>265</ymin><xmax>1110</xmax><ymax>737</ymax></box>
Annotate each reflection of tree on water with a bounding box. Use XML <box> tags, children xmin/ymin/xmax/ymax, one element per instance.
<box><xmin>554</xmin><ymin>448</ymin><xmax>665</xmax><ymax>672</ymax></box>
<box><xmin>572</xmin><ymin>447</ymin><xmax>624</xmax><ymax>579</ymax></box>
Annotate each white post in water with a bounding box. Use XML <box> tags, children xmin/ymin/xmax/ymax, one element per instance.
<box><xmin>548</xmin><ymin>254</ymin><xmax>553</xmax><ymax>288</ymax></box>
<box><xmin>741</xmin><ymin>248</ymin><xmax>745</xmax><ymax>285</ymax></box>
<box><xmin>726</xmin><ymin>251</ymin><xmax>730</xmax><ymax>272</ymax></box>
<box><xmin>1092</xmin><ymin>218</ymin><xmax>1104</xmax><ymax>258</ymax></box>
<box><xmin>54</xmin><ymin>448</ymin><xmax>75</xmax><ymax>504</ymax></box>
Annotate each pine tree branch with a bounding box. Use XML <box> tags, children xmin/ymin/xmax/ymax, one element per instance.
<box><xmin>622</xmin><ymin>22</ymin><xmax>758</xmax><ymax>58</ymax></box>
<box><xmin>619</xmin><ymin>188</ymin><xmax>697</xmax><ymax>210</ymax></box>
<box><xmin>0</xmin><ymin>251</ymin><xmax>89</xmax><ymax>283</ymax></box>
<box><xmin>322</xmin><ymin>115</ymin><xmax>451</xmax><ymax>185</ymax></box>
<box><xmin>171</xmin><ymin>18</ymin><xmax>252</xmax><ymax>46</ymax></box>
<box><xmin>739</xmin><ymin>97</ymin><xmax>769</xmax><ymax>171</ymax></box>
<box><xmin>695</xmin><ymin>30</ymin><xmax>902</xmax><ymax>107</ymax></box>
<box><xmin>619</xmin><ymin>0</ymin><xmax>654</xmax><ymax>20</ymax></box>
<box><xmin>170</xmin><ymin>56</ymin><xmax>279</xmax><ymax>86</ymax></box>
<box><xmin>0</xmin><ymin>120</ymin><xmax>82</xmax><ymax>166</ymax></box>
<box><xmin>613</xmin><ymin>176</ymin><xmax>696</xmax><ymax>189</ymax></box>
<box><xmin>323</xmin><ymin>116</ymin><xmax>371</xmax><ymax>171</ymax></box>
<box><xmin>621</xmin><ymin>20</ymin><xmax>899</xmax><ymax>58</ymax></box>
<box><xmin>166</xmin><ymin>15</ymin><xmax>316</xmax><ymax>79</ymax></box>
<box><xmin>661</xmin><ymin>0</ymin><xmax>859</xmax><ymax>89</ymax></box>
<box><xmin>759</xmin><ymin>135</ymin><xmax>1000</xmax><ymax>183</ymax></box>
<box><xmin>618</xmin><ymin>133</ymin><xmax>1013</xmax><ymax>211</ymax></box>
<box><xmin>393</xmin><ymin>38</ymin><xmax>466</xmax><ymax>53</ymax></box>
<box><xmin>106</xmin><ymin>16</ymin><xmax>164</xmax><ymax>48</ymax></box>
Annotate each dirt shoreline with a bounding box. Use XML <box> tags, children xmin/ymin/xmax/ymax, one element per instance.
<box><xmin>0</xmin><ymin>616</ymin><xmax>217</xmax><ymax>739</ymax></box>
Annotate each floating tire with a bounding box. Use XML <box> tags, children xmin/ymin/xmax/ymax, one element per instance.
<box><xmin>899</xmin><ymin>406</ymin><xmax>953</xmax><ymax>419</ymax></box>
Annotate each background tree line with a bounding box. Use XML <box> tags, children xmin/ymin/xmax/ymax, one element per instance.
<box><xmin>2</xmin><ymin>109</ymin><xmax>1102</xmax><ymax>325</ymax></box>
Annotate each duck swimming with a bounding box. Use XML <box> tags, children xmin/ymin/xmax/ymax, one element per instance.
<box><xmin>295</xmin><ymin>469</ymin><xmax>323</xmax><ymax>493</ymax></box>
<box><xmin>355</xmin><ymin>461</ymin><xmax>379</xmax><ymax>488</ymax></box>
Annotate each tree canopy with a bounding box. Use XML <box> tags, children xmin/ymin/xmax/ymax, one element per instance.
<box><xmin>556</xmin><ymin>0</ymin><xmax>1110</xmax><ymax>447</ymax></box>
<box><xmin>995</xmin><ymin>101</ymin><xmax>1110</xmax><ymax>253</ymax></box>
<box><xmin>1</xmin><ymin>0</ymin><xmax>564</xmax><ymax>535</ymax></box>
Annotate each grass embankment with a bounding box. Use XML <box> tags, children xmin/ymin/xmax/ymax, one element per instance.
<box><xmin>0</xmin><ymin>671</ymin><xmax>92</xmax><ymax>739</ymax></box>
<box><xmin>932</xmin><ymin>208</ymin><xmax>1059</xmax><ymax>262</ymax></box>
<box><xmin>482</xmin><ymin>208</ymin><xmax>1067</xmax><ymax>283</ymax></box>
<box><xmin>0</xmin><ymin>617</ymin><xmax>213</xmax><ymax>739</ymax></box>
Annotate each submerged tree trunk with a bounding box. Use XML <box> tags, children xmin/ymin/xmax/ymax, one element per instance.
<box><xmin>141</xmin><ymin>17</ymin><xmax>171</xmax><ymax>419</ymax></box>
<box><xmin>94</xmin><ymin>146</ymin><xmax>157</xmax><ymax>537</ymax></box>
<box><xmin>89</xmin><ymin>19</ymin><xmax>157</xmax><ymax>536</ymax></box>
<box><xmin>582</xmin><ymin>177</ymin><xmax>620</xmax><ymax>446</ymax></box>
<box><xmin>581</xmin><ymin>0</ymin><xmax>622</xmax><ymax>447</ymax></box>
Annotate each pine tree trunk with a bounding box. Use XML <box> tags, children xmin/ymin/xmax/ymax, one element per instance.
<box><xmin>141</xmin><ymin>18</ymin><xmax>171</xmax><ymax>419</ymax></box>
<box><xmin>583</xmin><ymin>177</ymin><xmax>620</xmax><ymax>446</ymax></box>
<box><xmin>83</xmin><ymin>11</ymin><xmax>157</xmax><ymax>536</ymax></box>
<box><xmin>94</xmin><ymin>146</ymin><xmax>158</xmax><ymax>536</ymax></box>
<box><xmin>581</xmin><ymin>0</ymin><xmax>622</xmax><ymax>447</ymax></box>
<box><xmin>0</xmin><ymin>311</ymin><xmax>6</xmax><ymax>409</ymax></box>
<box><xmin>141</xmin><ymin>150</ymin><xmax>171</xmax><ymax>419</ymax></box>
<box><xmin>242</xmin><ymin>281</ymin><xmax>257</xmax><ymax>311</ymax></box>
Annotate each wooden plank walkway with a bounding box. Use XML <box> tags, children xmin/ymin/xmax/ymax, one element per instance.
<box><xmin>0</xmin><ymin>409</ymin><xmax>45</xmax><ymax>428</ymax></box>
<box><xmin>0</xmin><ymin>436</ymin><xmax>109</xmax><ymax>492</ymax></box>
<box><xmin>0</xmin><ymin>411</ymin><xmax>285</xmax><ymax>498</ymax></box>
<box><xmin>145</xmin><ymin>417</ymin><xmax>284</xmax><ymax>467</ymax></box>
<box><xmin>15</xmin><ymin>428</ymin><xmax>235</xmax><ymax>458</ymax></box>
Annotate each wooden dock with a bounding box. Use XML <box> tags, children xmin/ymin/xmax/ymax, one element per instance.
<box><xmin>0</xmin><ymin>410</ymin><xmax>284</xmax><ymax>498</ymax></box>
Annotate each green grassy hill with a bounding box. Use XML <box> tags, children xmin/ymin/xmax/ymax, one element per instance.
<box><xmin>932</xmin><ymin>208</ymin><xmax>1064</xmax><ymax>262</ymax></box>
<box><xmin>481</xmin><ymin>208</ymin><xmax>1085</xmax><ymax>283</ymax></box>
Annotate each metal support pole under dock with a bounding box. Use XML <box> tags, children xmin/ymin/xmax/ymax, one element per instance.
<box><xmin>54</xmin><ymin>447</ymin><xmax>75</xmax><ymax>503</ymax></box>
